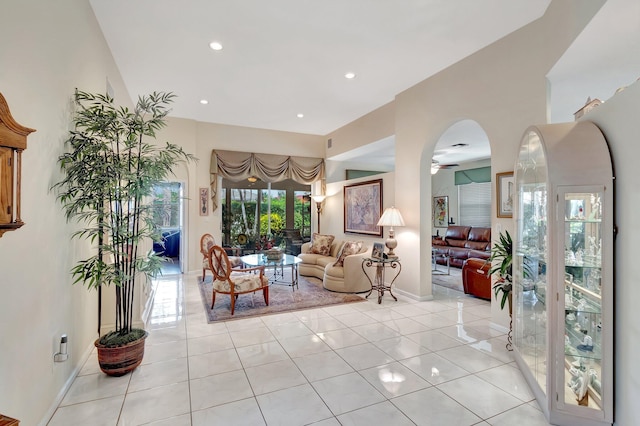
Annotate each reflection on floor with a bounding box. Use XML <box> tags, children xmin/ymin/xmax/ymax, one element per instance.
<box><xmin>160</xmin><ymin>257</ymin><xmax>181</xmax><ymax>276</ymax></box>
<box><xmin>47</xmin><ymin>273</ymin><xmax>551</xmax><ymax>425</ymax></box>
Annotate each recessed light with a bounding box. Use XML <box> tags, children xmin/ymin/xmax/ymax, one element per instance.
<box><xmin>200</xmin><ymin>99</ymin><xmax>209</xmax><ymax>105</ymax></box>
<box><xmin>345</xmin><ymin>72</ymin><xmax>356</xmax><ymax>79</ymax></box>
<box><xmin>209</xmin><ymin>41</ymin><xmax>223</xmax><ymax>51</ymax></box>
<box><xmin>297</xmin><ymin>113</ymin><xmax>304</xmax><ymax>118</ymax></box>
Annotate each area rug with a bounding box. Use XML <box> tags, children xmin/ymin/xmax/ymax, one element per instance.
<box><xmin>198</xmin><ymin>272</ymin><xmax>366</xmax><ymax>322</ymax></box>
<box><xmin>432</xmin><ymin>267</ymin><xmax>464</xmax><ymax>292</ymax></box>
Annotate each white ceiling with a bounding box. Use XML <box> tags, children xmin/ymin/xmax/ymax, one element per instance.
<box><xmin>90</xmin><ymin>0</ymin><xmax>638</xmax><ymax>167</ymax></box>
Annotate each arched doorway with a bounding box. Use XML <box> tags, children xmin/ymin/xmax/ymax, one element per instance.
<box><xmin>427</xmin><ymin>120</ymin><xmax>491</xmax><ymax>294</ymax></box>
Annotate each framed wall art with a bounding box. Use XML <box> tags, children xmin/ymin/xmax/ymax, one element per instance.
<box><xmin>496</xmin><ymin>171</ymin><xmax>514</xmax><ymax>218</ymax></box>
<box><xmin>433</xmin><ymin>195</ymin><xmax>449</xmax><ymax>228</ymax></box>
<box><xmin>199</xmin><ymin>187</ymin><xmax>209</xmax><ymax>216</ymax></box>
<box><xmin>343</xmin><ymin>179</ymin><xmax>383</xmax><ymax>236</ymax></box>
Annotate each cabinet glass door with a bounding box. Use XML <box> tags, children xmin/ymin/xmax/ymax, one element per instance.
<box><xmin>514</xmin><ymin>130</ymin><xmax>548</xmax><ymax>395</ymax></box>
<box><xmin>561</xmin><ymin>190</ymin><xmax>604</xmax><ymax>411</ymax></box>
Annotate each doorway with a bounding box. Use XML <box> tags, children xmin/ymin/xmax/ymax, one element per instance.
<box><xmin>152</xmin><ymin>181</ymin><xmax>185</xmax><ymax>275</ymax></box>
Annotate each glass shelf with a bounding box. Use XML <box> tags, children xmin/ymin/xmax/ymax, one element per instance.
<box><xmin>512</xmin><ymin>123</ymin><xmax>612</xmax><ymax>425</ymax></box>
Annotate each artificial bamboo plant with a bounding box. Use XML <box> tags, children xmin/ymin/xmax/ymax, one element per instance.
<box><xmin>54</xmin><ymin>90</ymin><xmax>195</xmax><ymax>346</ymax></box>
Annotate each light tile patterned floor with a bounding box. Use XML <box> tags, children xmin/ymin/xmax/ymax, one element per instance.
<box><xmin>47</xmin><ymin>272</ymin><xmax>552</xmax><ymax>425</ymax></box>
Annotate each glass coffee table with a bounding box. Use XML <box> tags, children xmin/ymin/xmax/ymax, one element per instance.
<box><xmin>241</xmin><ymin>253</ymin><xmax>302</xmax><ymax>290</ymax></box>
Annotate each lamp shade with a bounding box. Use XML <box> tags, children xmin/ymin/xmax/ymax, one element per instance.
<box><xmin>311</xmin><ymin>194</ymin><xmax>326</xmax><ymax>203</ymax></box>
<box><xmin>377</xmin><ymin>206</ymin><xmax>405</xmax><ymax>227</ymax></box>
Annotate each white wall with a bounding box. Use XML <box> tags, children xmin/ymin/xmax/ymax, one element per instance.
<box><xmin>0</xmin><ymin>1</ymin><xmax>131</xmax><ymax>424</ymax></box>
<box><xmin>584</xmin><ymin>81</ymin><xmax>640</xmax><ymax>426</ymax></box>
<box><xmin>153</xmin><ymin>119</ymin><xmax>326</xmax><ymax>274</ymax></box>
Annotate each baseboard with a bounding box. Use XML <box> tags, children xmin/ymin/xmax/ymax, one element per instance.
<box><xmin>490</xmin><ymin>321</ymin><xmax>509</xmax><ymax>334</ymax></box>
<box><xmin>38</xmin><ymin>341</ymin><xmax>95</xmax><ymax>426</ymax></box>
<box><xmin>392</xmin><ymin>287</ymin><xmax>434</xmax><ymax>301</ymax></box>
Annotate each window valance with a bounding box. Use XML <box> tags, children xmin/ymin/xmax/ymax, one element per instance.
<box><xmin>454</xmin><ymin>166</ymin><xmax>491</xmax><ymax>185</ymax></box>
<box><xmin>209</xmin><ymin>150</ymin><xmax>325</xmax><ymax>211</ymax></box>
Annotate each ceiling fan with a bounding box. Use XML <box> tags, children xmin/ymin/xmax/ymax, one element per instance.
<box><xmin>431</xmin><ymin>160</ymin><xmax>459</xmax><ymax>174</ymax></box>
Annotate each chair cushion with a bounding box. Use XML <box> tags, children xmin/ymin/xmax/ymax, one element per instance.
<box><xmin>310</xmin><ymin>233</ymin><xmax>335</xmax><ymax>256</ymax></box>
<box><xmin>229</xmin><ymin>256</ymin><xmax>243</xmax><ymax>268</ymax></box>
<box><xmin>333</xmin><ymin>241</ymin><xmax>363</xmax><ymax>266</ymax></box>
<box><xmin>213</xmin><ymin>273</ymin><xmax>267</xmax><ymax>293</ymax></box>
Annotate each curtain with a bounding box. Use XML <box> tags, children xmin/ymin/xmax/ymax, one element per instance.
<box><xmin>210</xmin><ymin>150</ymin><xmax>325</xmax><ymax>211</ymax></box>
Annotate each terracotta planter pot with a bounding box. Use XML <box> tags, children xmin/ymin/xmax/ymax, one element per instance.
<box><xmin>95</xmin><ymin>331</ymin><xmax>148</xmax><ymax>376</ymax></box>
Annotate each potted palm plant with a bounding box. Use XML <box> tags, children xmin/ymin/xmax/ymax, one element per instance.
<box><xmin>487</xmin><ymin>230</ymin><xmax>514</xmax><ymax>312</ymax></box>
<box><xmin>54</xmin><ymin>90</ymin><xmax>194</xmax><ymax>376</ymax></box>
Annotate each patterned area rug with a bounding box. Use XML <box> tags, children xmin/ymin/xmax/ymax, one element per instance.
<box><xmin>198</xmin><ymin>272</ymin><xmax>366</xmax><ymax>322</ymax></box>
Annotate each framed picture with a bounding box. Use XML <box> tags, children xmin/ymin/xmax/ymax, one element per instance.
<box><xmin>372</xmin><ymin>242</ymin><xmax>384</xmax><ymax>259</ymax></box>
<box><xmin>433</xmin><ymin>195</ymin><xmax>449</xmax><ymax>228</ymax></box>
<box><xmin>199</xmin><ymin>187</ymin><xmax>209</xmax><ymax>216</ymax></box>
<box><xmin>496</xmin><ymin>172</ymin><xmax>514</xmax><ymax>218</ymax></box>
<box><xmin>344</xmin><ymin>179</ymin><xmax>383</xmax><ymax>236</ymax></box>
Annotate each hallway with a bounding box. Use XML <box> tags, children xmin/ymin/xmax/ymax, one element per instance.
<box><xmin>47</xmin><ymin>273</ymin><xmax>550</xmax><ymax>425</ymax></box>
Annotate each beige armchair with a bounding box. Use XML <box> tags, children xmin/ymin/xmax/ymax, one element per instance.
<box><xmin>207</xmin><ymin>245</ymin><xmax>269</xmax><ymax>315</ymax></box>
<box><xmin>200</xmin><ymin>233</ymin><xmax>241</xmax><ymax>281</ymax></box>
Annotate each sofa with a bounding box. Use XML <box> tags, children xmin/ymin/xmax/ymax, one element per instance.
<box><xmin>432</xmin><ymin>225</ymin><xmax>491</xmax><ymax>268</ymax></box>
<box><xmin>461</xmin><ymin>258</ymin><xmax>492</xmax><ymax>300</ymax></box>
<box><xmin>298</xmin><ymin>236</ymin><xmax>372</xmax><ymax>293</ymax></box>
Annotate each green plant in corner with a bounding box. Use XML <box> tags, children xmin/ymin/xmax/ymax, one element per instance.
<box><xmin>486</xmin><ymin>230</ymin><xmax>514</xmax><ymax>311</ymax></box>
<box><xmin>53</xmin><ymin>90</ymin><xmax>195</xmax><ymax>374</ymax></box>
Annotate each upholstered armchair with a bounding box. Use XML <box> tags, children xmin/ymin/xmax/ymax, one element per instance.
<box><xmin>200</xmin><ymin>233</ymin><xmax>241</xmax><ymax>281</ymax></box>
<box><xmin>207</xmin><ymin>245</ymin><xmax>269</xmax><ymax>315</ymax></box>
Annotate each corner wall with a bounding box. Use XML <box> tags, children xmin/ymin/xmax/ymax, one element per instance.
<box><xmin>0</xmin><ymin>1</ymin><xmax>131</xmax><ymax>424</ymax></box>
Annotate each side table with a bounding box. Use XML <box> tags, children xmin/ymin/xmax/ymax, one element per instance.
<box><xmin>361</xmin><ymin>257</ymin><xmax>401</xmax><ymax>304</ymax></box>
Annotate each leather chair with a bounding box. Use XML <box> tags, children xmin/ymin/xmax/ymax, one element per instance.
<box><xmin>462</xmin><ymin>258</ymin><xmax>491</xmax><ymax>300</ymax></box>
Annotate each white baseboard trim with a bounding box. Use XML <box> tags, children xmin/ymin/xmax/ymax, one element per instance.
<box><xmin>392</xmin><ymin>287</ymin><xmax>434</xmax><ymax>302</ymax></box>
<box><xmin>38</xmin><ymin>341</ymin><xmax>95</xmax><ymax>426</ymax></box>
<box><xmin>490</xmin><ymin>321</ymin><xmax>510</xmax><ymax>334</ymax></box>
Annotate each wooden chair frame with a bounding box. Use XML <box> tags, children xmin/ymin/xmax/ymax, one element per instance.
<box><xmin>208</xmin><ymin>245</ymin><xmax>269</xmax><ymax>315</ymax></box>
<box><xmin>200</xmin><ymin>233</ymin><xmax>216</xmax><ymax>281</ymax></box>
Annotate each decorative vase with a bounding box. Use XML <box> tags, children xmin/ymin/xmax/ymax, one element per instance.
<box><xmin>94</xmin><ymin>331</ymin><xmax>148</xmax><ymax>376</ymax></box>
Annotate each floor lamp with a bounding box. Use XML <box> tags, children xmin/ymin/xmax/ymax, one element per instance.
<box><xmin>311</xmin><ymin>195</ymin><xmax>326</xmax><ymax>233</ymax></box>
<box><xmin>376</xmin><ymin>206</ymin><xmax>405</xmax><ymax>257</ymax></box>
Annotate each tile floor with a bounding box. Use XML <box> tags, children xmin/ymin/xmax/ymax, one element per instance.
<box><xmin>47</xmin><ymin>272</ymin><xmax>552</xmax><ymax>425</ymax></box>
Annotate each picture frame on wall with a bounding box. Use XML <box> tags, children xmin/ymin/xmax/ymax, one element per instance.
<box><xmin>496</xmin><ymin>172</ymin><xmax>514</xmax><ymax>218</ymax></box>
<box><xmin>433</xmin><ymin>195</ymin><xmax>449</xmax><ymax>228</ymax></box>
<box><xmin>344</xmin><ymin>178</ymin><xmax>383</xmax><ymax>236</ymax></box>
<box><xmin>199</xmin><ymin>187</ymin><xmax>209</xmax><ymax>216</ymax></box>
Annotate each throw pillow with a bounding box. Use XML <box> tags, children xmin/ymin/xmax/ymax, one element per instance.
<box><xmin>310</xmin><ymin>233</ymin><xmax>335</xmax><ymax>256</ymax></box>
<box><xmin>334</xmin><ymin>241</ymin><xmax>363</xmax><ymax>266</ymax></box>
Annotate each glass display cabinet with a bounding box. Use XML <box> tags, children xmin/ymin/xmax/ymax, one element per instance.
<box><xmin>513</xmin><ymin>122</ymin><xmax>613</xmax><ymax>426</ymax></box>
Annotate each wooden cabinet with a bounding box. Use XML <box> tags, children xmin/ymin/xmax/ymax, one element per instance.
<box><xmin>0</xmin><ymin>414</ymin><xmax>19</xmax><ymax>426</ymax></box>
<box><xmin>513</xmin><ymin>122</ymin><xmax>613</xmax><ymax>426</ymax></box>
<box><xmin>0</xmin><ymin>92</ymin><xmax>35</xmax><ymax>237</ymax></box>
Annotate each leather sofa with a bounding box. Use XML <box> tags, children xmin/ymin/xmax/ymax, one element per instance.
<box><xmin>298</xmin><ymin>239</ymin><xmax>372</xmax><ymax>293</ymax></box>
<box><xmin>462</xmin><ymin>258</ymin><xmax>491</xmax><ymax>300</ymax></box>
<box><xmin>432</xmin><ymin>225</ymin><xmax>491</xmax><ymax>268</ymax></box>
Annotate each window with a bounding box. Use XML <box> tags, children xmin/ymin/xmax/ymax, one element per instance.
<box><xmin>221</xmin><ymin>179</ymin><xmax>311</xmax><ymax>249</ymax></box>
<box><xmin>458</xmin><ymin>182</ymin><xmax>491</xmax><ymax>227</ymax></box>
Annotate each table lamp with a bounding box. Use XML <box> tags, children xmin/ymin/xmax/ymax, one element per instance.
<box><xmin>376</xmin><ymin>206</ymin><xmax>405</xmax><ymax>257</ymax></box>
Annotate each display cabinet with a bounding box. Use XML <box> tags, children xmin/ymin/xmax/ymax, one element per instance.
<box><xmin>513</xmin><ymin>122</ymin><xmax>613</xmax><ymax>426</ymax></box>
